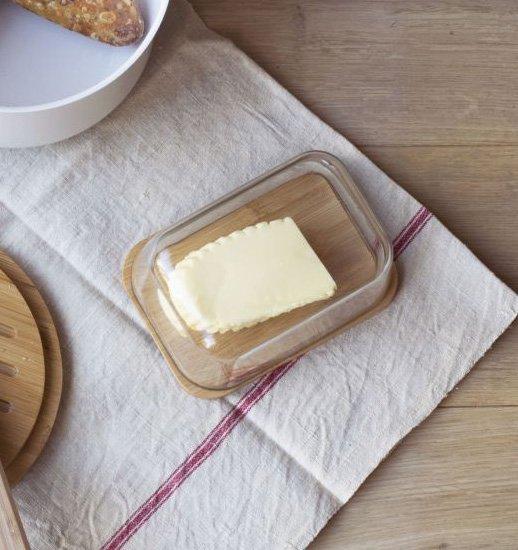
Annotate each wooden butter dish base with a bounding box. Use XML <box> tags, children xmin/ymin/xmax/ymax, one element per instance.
<box><xmin>123</xmin><ymin>238</ymin><xmax>397</xmax><ymax>399</ymax></box>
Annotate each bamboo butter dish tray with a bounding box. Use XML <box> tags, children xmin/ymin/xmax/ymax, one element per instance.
<box><xmin>123</xmin><ymin>152</ymin><xmax>397</xmax><ymax>398</ymax></box>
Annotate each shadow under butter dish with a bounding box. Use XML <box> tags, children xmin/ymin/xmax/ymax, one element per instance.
<box><xmin>124</xmin><ymin>152</ymin><xmax>396</xmax><ymax>397</ymax></box>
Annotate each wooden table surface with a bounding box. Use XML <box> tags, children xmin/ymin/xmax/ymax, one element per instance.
<box><xmin>190</xmin><ymin>1</ymin><xmax>518</xmax><ymax>548</ymax></box>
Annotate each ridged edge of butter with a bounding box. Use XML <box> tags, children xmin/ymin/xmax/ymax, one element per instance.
<box><xmin>156</xmin><ymin>217</ymin><xmax>337</xmax><ymax>334</ymax></box>
<box><xmin>174</xmin><ymin>218</ymin><xmax>293</xmax><ymax>275</ymax></box>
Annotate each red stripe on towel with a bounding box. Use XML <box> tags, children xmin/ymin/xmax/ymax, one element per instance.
<box><xmin>101</xmin><ymin>361</ymin><xmax>295</xmax><ymax>550</ymax></box>
<box><xmin>393</xmin><ymin>206</ymin><xmax>427</xmax><ymax>247</ymax></box>
<box><xmin>102</xmin><ymin>206</ymin><xmax>433</xmax><ymax>549</ymax></box>
<box><xmin>393</xmin><ymin>207</ymin><xmax>432</xmax><ymax>259</ymax></box>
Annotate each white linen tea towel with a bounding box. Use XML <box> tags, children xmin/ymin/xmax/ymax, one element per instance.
<box><xmin>1</xmin><ymin>1</ymin><xmax>517</xmax><ymax>548</ymax></box>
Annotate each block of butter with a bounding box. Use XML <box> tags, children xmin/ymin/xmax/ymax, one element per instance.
<box><xmin>155</xmin><ymin>217</ymin><xmax>337</xmax><ymax>334</ymax></box>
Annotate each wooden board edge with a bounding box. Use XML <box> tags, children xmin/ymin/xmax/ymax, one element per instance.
<box><xmin>0</xmin><ymin>251</ymin><xmax>63</xmax><ymax>486</ymax></box>
<box><xmin>0</xmin><ymin>265</ymin><xmax>46</xmax><ymax>465</ymax></box>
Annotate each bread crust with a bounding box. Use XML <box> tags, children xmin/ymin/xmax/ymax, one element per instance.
<box><xmin>14</xmin><ymin>0</ymin><xmax>144</xmax><ymax>46</ymax></box>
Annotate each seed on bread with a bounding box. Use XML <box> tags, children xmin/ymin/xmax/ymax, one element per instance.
<box><xmin>13</xmin><ymin>0</ymin><xmax>144</xmax><ymax>45</ymax></box>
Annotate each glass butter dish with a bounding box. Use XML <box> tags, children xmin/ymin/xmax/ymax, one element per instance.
<box><xmin>123</xmin><ymin>151</ymin><xmax>397</xmax><ymax>398</ymax></box>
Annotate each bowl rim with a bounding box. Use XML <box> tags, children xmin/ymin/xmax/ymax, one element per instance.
<box><xmin>0</xmin><ymin>0</ymin><xmax>170</xmax><ymax>114</ymax></box>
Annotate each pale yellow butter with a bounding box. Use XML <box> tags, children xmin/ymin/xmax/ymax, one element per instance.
<box><xmin>156</xmin><ymin>217</ymin><xmax>337</xmax><ymax>334</ymax></box>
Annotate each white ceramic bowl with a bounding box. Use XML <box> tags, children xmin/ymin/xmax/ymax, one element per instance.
<box><xmin>0</xmin><ymin>0</ymin><xmax>169</xmax><ymax>148</ymax></box>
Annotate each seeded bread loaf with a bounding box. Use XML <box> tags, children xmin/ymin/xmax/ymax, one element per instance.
<box><xmin>14</xmin><ymin>0</ymin><xmax>144</xmax><ymax>46</ymax></box>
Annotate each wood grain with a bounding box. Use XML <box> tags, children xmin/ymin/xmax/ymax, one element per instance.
<box><xmin>0</xmin><ymin>464</ymin><xmax>29</xmax><ymax>550</ymax></box>
<box><xmin>0</xmin><ymin>266</ymin><xmax>44</xmax><ymax>467</ymax></box>
<box><xmin>0</xmin><ymin>251</ymin><xmax>63</xmax><ymax>486</ymax></box>
<box><xmin>191</xmin><ymin>0</ymin><xmax>518</xmax><ymax>146</ymax></box>
<box><xmin>312</xmin><ymin>408</ymin><xmax>518</xmax><ymax>549</ymax></box>
<box><xmin>186</xmin><ymin>0</ymin><xmax>518</xmax><ymax>546</ymax></box>
<box><xmin>0</xmin><ymin>462</ymin><xmax>28</xmax><ymax>549</ymax></box>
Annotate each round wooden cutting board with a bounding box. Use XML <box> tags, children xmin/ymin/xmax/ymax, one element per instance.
<box><xmin>0</xmin><ymin>263</ymin><xmax>45</xmax><ymax>467</ymax></box>
<box><xmin>0</xmin><ymin>251</ymin><xmax>62</xmax><ymax>485</ymax></box>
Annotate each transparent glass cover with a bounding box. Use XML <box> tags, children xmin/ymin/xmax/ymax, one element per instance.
<box><xmin>129</xmin><ymin>151</ymin><xmax>394</xmax><ymax>392</ymax></box>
